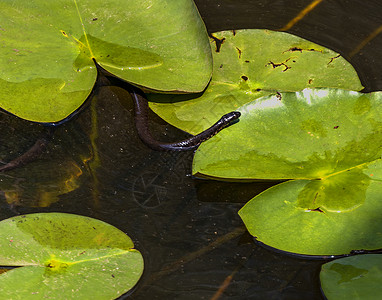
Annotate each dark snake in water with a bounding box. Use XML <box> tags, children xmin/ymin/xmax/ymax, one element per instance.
<box><xmin>129</xmin><ymin>84</ymin><xmax>241</xmax><ymax>151</ymax></box>
<box><xmin>0</xmin><ymin>83</ymin><xmax>241</xmax><ymax>171</ymax></box>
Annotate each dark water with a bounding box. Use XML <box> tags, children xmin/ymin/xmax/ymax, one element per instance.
<box><xmin>0</xmin><ymin>1</ymin><xmax>381</xmax><ymax>299</ymax></box>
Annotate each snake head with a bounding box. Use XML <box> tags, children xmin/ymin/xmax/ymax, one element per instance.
<box><xmin>221</xmin><ymin>111</ymin><xmax>241</xmax><ymax>126</ymax></box>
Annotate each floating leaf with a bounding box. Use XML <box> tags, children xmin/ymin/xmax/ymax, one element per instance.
<box><xmin>238</xmin><ymin>178</ymin><xmax>382</xmax><ymax>255</ymax></box>
<box><xmin>193</xmin><ymin>88</ymin><xmax>382</xmax><ymax>255</ymax></box>
<box><xmin>320</xmin><ymin>254</ymin><xmax>382</xmax><ymax>299</ymax></box>
<box><xmin>149</xmin><ymin>29</ymin><xmax>363</xmax><ymax>134</ymax></box>
<box><xmin>193</xmin><ymin>89</ymin><xmax>382</xmax><ymax>180</ymax></box>
<box><xmin>0</xmin><ymin>0</ymin><xmax>212</xmax><ymax>122</ymax></box>
<box><xmin>0</xmin><ymin>213</ymin><xmax>143</xmax><ymax>299</ymax></box>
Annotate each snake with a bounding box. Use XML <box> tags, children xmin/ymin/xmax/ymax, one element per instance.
<box><xmin>129</xmin><ymin>84</ymin><xmax>241</xmax><ymax>151</ymax></box>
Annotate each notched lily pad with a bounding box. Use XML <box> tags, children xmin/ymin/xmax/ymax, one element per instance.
<box><xmin>0</xmin><ymin>213</ymin><xmax>144</xmax><ymax>299</ymax></box>
<box><xmin>320</xmin><ymin>254</ymin><xmax>382</xmax><ymax>299</ymax></box>
<box><xmin>0</xmin><ymin>0</ymin><xmax>212</xmax><ymax>122</ymax></box>
<box><xmin>193</xmin><ymin>88</ymin><xmax>382</xmax><ymax>255</ymax></box>
<box><xmin>149</xmin><ymin>29</ymin><xmax>363</xmax><ymax>134</ymax></box>
<box><xmin>238</xmin><ymin>177</ymin><xmax>382</xmax><ymax>255</ymax></box>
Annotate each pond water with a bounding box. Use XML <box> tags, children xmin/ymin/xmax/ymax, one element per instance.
<box><xmin>0</xmin><ymin>0</ymin><xmax>381</xmax><ymax>299</ymax></box>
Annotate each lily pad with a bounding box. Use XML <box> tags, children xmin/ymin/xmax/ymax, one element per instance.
<box><xmin>149</xmin><ymin>29</ymin><xmax>363</xmax><ymax>134</ymax></box>
<box><xmin>193</xmin><ymin>88</ymin><xmax>382</xmax><ymax>255</ymax></box>
<box><xmin>0</xmin><ymin>0</ymin><xmax>212</xmax><ymax>122</ymax></box>
<box><xmin>0</xmin><ymin>213</ymin><xmax>143</xmax><ymax>299</ymax></box>
<box><xmin>238</xmin><ymin>178</ymin><xmax>382</xmax><ymax>255</ymax></box>
<box><xmin>320</xmin><ymin>254</ymin><xmax>382</xmax><ymax>299</ymax></box>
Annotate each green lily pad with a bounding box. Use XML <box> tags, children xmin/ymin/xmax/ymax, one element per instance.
<box><xmin>0</xmin><ymin>213</ymin><xmax>143</xmax><ymax>299</ymax></box>
<box><xmin>193</xmin><ymin>88</ymin><xmax>382</xmax><ymax>255</ymax></box>
<box><xmin>0</xmin><ymin>0</ymin><xmax>212</xmax><ymax>122</ymax></box>
<box><xmin>193</xmin><ymin>88</ymin><xmax>382</xmax><ymax>180</ymax></box>
<box><xmin>238</xmin><ymin>178</ymin><xmax>382</xmax><ymax>255</ymax></box>
<box><xmin>320</xmin><ymin>254</ymin><xmax>382</xmax><ymax>299</ymax></box>
<box><xmin>149</xmin><ymin>29</ymin><xmax>363</xmax><ymax>135</ymax></box>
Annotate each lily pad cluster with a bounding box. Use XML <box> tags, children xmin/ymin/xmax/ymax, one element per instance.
<box><xmin>0</xmin><ymin>0</ymin><xmax>214</xmax><ymax>297</ymax></box>
<box><xmin>150</xmin><ymin>28</ymin><xmax>381</xmax><ymax>257</ymax></box>
<box><xmin>179</xmin><ymin>29</ymin><xmax>382</xmax><ymax>298</ymax></box>
<box><xmin>1</xmin><ymin>0</ymin><xmax>381</xmax><ymax>298</ymax></box>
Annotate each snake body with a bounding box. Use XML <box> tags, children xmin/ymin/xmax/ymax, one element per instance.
<box><xmin>129</xmin><ymin>84</ymin><xmax>241</xmax><ymax>151</ymax></box>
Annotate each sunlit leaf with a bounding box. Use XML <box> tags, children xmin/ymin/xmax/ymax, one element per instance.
<box><xmin>320</xmin><ymin>254</ymin><xmax>382</xmax><ymax>299</ymax></box>
<box><xmin>0</xmin><ymin>213</ymin><xmax>143</xmax><ymax>299</ymax></box>
<box><xmin>0</xmin><ymin>0</ymin><xmax>212</xmax><ymax>122</ymax></box>
<box><xmin>149</xmin><ymin>29</ymin><xmax>363</xmax><ymax>134</ymax></box>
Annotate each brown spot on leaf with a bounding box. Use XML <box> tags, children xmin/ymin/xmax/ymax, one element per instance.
<box><xmin>287</xmin><ymin>47</ymin><xmax>303</xmax><ymax>52</ymax></box>
<box><xmin>236</xmin><ymin>47</ymin><xmax>242</xmax><ymax>58</ymax></box>
<box><xmin>328</xmin><ymin>54</ymin><xmax>341</xmax><ymax>65</ymax></box>
<box><xmin>333</xmin><ymin>125</ymin><xmax>339</xmax><ymax>129</ymax></box>
<box><xmin>209</xmin><ymin>34</ymin><xmax>225</xmax><ymax>53</ymax></box>
<box><xmin>283</xmin><ymin>47</ymin><xmax>323</xmax><ymax>54</ymax></box>
<box><xmin>310</xmin><ymin>207</ymin><xmax>324</xmax><ymax>213</ymax></box>
<box><xmin>267</xmin><ymin>61</ymin><xmax>291</xmax><ymax>72</ymax></box>
<box><xmin>60</xmin><ymin>30</ymin><xmax>68</xmax><ymax>37</ymax></box>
